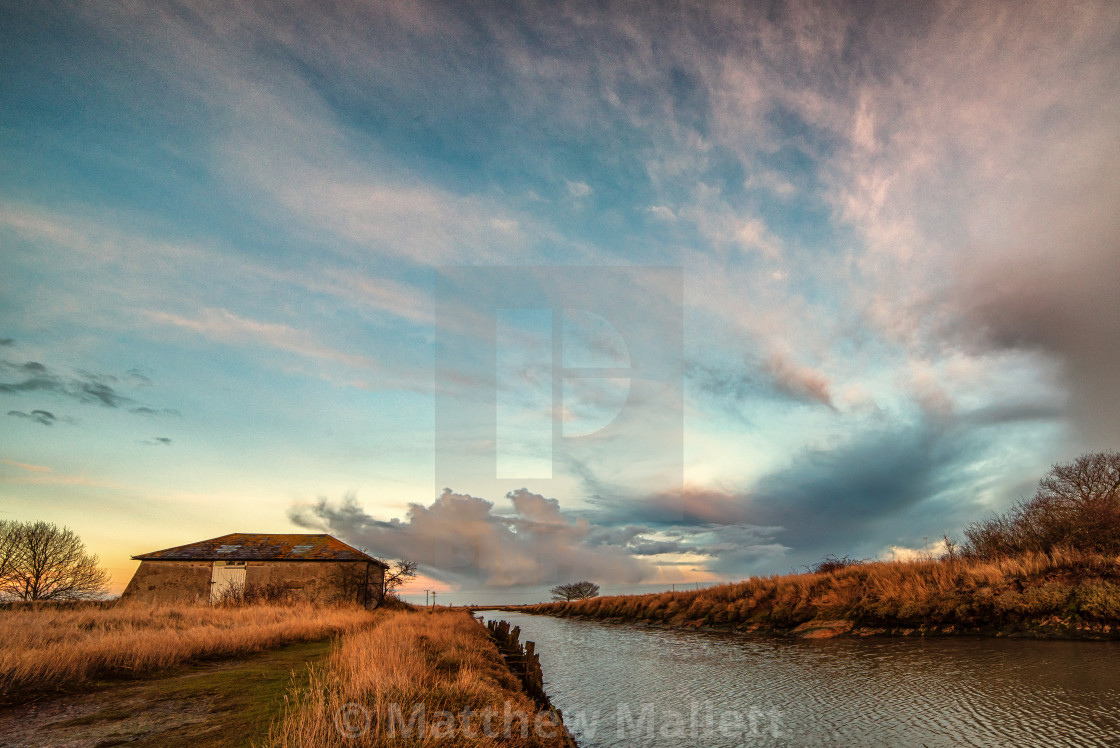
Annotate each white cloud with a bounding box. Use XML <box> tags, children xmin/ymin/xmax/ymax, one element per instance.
<box><xmin>290</xmin><ymin>488</ymin><xmax>657</xmax><ymax>588</ymax></box>
<box><xmin>566</xmin><ymin>180</ymin><xmax>593</xmax><ymax>198</ymax></box>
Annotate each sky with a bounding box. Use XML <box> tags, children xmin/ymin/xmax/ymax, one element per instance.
<box><xmin>1</xmin><ymin>0</ymin><xmax>1118</xmax><ymax>603</ymax></box>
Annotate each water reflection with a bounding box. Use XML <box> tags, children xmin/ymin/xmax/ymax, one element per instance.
<box><xmin>482</xmin><ymin>611</ymin><xmax>1120</xmax><ymax>747</ymax></box>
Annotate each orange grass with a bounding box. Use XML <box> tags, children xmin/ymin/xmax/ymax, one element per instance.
<box><xmin>523</xmin><ymin>550</ymin><xmax>1120</xmax><ymax>631</ymax></box>
<box><xmin>0</xmin><ymin>602</ymin><xmax>376</xmax><ymax>703</ymax></box>
<box><xmin>265</xmin><ymin>609</ymin><xmax>569</xmax><ymax>747</ymax></box>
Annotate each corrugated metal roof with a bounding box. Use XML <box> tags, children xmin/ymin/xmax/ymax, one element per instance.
<box><xmin>132</xmin><ymin>533</ymin><xmax>388</xmax><ymax>565</ymax></box>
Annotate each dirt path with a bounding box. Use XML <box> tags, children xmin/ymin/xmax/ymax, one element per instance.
<box><xmin>0</xmin><ymin>639</ymin><xmax>332</xmax><ymax>748</ymax></box>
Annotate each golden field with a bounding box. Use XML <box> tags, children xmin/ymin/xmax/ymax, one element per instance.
<box><xmin>0</xmin><ymin>601</ymin><xmax>375</xmax><ymax>703</ymax></box>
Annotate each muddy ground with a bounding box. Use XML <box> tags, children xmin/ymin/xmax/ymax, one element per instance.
<box><xmin>0</xmin><ymin>639</ymin><xmax>331</xmax><ymax>747</ymax></box>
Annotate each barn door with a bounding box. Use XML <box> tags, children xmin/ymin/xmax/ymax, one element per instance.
<box><xmin>210</xmin><ymin>563</ymin><xmax>246</xmax><ymax>603</ymax></box>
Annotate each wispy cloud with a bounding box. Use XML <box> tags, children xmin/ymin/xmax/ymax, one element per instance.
<box><xmin>0</xmin><ymin>459</ymin><xmax>51</xmax><ymax>473</ymax></box>
<box><xmin>0</xmin><ymin>355</ymin><xmax>180</xmax><ymax>417</ymax></box>
<box><xmin>146</xmin><ymin>308</ymin><xmax>379</xmax><ymax>371</ymax></box>
<box><xmin>686</xmin><ymin>353</ymin><xmax>834</xmax><ymax>411</ymax></box>
<box><xmin>7</xmin><ymin>409</ymin><xmax>57</xmax><ymax>426</ymax></box>
<box><xmin>0</xmin><ymin>360</ymin><xmax>133</xmax><ymax>408</ymax></box>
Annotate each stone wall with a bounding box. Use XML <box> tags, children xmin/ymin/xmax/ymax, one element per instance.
<box><xmin>246</xmin><ymin>560</ymin><xmax>385</xmax><ymax>605</ymax></box>
<box><xmin>120</xmin><ymin>560</ymin><xmax>212</xmax><ymax>604</ymax></box>
<box><xmin>120</xmin><ymin>559</ymin><xmax>386</xmax><ymax>606</ymax></box>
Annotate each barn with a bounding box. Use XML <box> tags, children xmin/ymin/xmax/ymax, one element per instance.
<box><xmin>120</xmin><ymin>533</ymin><xmax>388</xmax><ymax>606</ymax></box>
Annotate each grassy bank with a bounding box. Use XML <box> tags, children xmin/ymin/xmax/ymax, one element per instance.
<box><xmin>265</xmin><ymin>609</ymin><xmax>571</xmax><ymax>747</ymax></box>
<box><xmin>520</xmin><ymin>550</ymin><xmax>1120</xmax><ymax>638</ymax></box>
<box><xmin>0</xmin><ymin>601</ymin><xmax>375</xmax><ymax>703</ymax></box>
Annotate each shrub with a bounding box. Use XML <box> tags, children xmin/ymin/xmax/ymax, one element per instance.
<box><xmin>965</xmin><ymin>451</ymin><xmax>1120</xmax><ymax>559</ymax></box>
<box><xmin>807</xmin><ymin>554</ymin><xmax>867</xmax><ymax>574</ymax></box>
<box><xmin>1073</xmin><ymin>581</ymin><xmax>1120</xmax><ymax>620</ymax></box>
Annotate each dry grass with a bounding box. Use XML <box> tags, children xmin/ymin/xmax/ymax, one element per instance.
<box><xmin>523</xmin><ymin>550</ymin><xmax>1120</xmax><ymax>632</ymax></box>
<box><xmin>0</xmin><ymin>601</ymin><xmax>375</xmax><ymax>703</ymax></box>
<box><xmin>265</xmin><ymin>609</ymin><xmax>569</xmax><ymax>747</ymax></box>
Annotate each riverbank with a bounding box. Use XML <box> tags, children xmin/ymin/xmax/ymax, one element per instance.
<box><xmin>264</xmin><ymin>609</ymin><xmax>574</xmax><ymax>747</ymax></box>
<box><xmin>516</xmin><ymin>550</ymin><xmax>1120</xmax><ymax>639</ymax></box>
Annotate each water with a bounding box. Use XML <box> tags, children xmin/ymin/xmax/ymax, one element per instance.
<box><xmin>481</xmin><ymin>611</ymin><xmax>1120</xmax><ymax>747</ymax></box>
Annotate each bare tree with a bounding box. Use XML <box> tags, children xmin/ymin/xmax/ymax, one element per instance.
<box><xmin>380</xmin><ymin>558</ymin><xmax>418</xmax><ymax>596</ymax></box>
<box><xmin>0</xmin><ymin>520</ymin><xmax>21</xmax><ymax>584</ymax></box>
<box><xmin>550</xmin><ymin>581</ymin><xmax>600</xmax><ymax>601</ymax></box>
<box><xmin>964</xmin><ymin>451</ymin><xmax>1120</xmax><ymax>558</ymax></box>
<box><xmin>0</xmin><ymin>521</ymin><xmax>110</xmax><ymax>601</ymax></box>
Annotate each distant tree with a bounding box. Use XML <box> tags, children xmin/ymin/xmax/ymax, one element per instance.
<box><xmin>380</xmin><ymin>558</ymin><xmax>418</xmax><ymax>597</ymax></box>
<box><xmin>550</xmin><ymin>581</ymin><xmax>600</xmax><ymax>601</ymax></box>
<box><xmin>0</xmin><ymin>521</ymin><xmax>110</xmax><ymax>601</ymax></box>
<box><xmin>964</xmin><ymin>451</ymin><xmax>1120</xmax><ymax>559</ymax></box>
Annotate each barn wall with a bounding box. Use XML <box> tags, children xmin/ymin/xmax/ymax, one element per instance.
<box><xmin>120</xmin><ymin>560</ymin><xmax>211</xmax><ymax>604</ymax></box>
<box><xmin>247</xmin><ymin>561</ymin><xmax>384</xmax><ymax>605</ymax></box>
<box><xmin>119</xmin><ymin>559</ymin><xmax>386</xmax><ymax>606</ymax></box>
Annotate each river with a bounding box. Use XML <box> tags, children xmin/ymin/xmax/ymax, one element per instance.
<box><xmin>480</xmin><ymin>611</ymin><xmax>1120</xmax><ymax>747</ymax></box>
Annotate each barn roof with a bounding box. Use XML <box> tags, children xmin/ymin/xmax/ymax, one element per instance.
<box><xmin>132</xmin><ymin>533</ymin><xmax>388</xmax><ymax>566</ymax></box>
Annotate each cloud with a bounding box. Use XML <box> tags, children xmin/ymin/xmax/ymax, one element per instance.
<box><xmin>765</xmin><ymin>354</ymin><xmax>834</xmax><ymax>409</ymax></box>
<box><xmin>0</xmin><ymin>459</ymin><xmax>51</xmax><ymax>473</ymax></box>
<box><xmin>0</xmin><ymin>339</ymin><xmax>13</xmax><ymax>346</ymax></box>
<box><xmin>0</xmin><ymin>357</ymin><xmax>179</xmax><ymax>417</ymax></box>
<box><xmin>146</xmin><ymin>308</ymin><xmax>383</xmax><ymax>373</ymax></box>
<box><xmin>566</xmin><ymin>181</ymin><xmax>592</xmax><ymax>198</ymax></box>
<box><xmin>884</xmin><ymin>538</ymin><xmax>948</xmax><ymax>563</ymax></box>
<box><xmin>0</xmin><ymin>360</ymin><xmax>133</xmax><ymax>408</ymax></box>
<box><xmin>140</xmin><ymin>436</ymin><xmax>172</xmax><ymax>446</ymax></box>
<box><xmin>130</xmin><ymin>407</ymin><xmax>181</xmax><ymax>417</ymax></box>
<box><xmin>126</xmin><ymin>368</ymin><xmax>153</xmax><ymax>387</ymax></box>
<box><xmin>289</xmin><ymin>488</ymin><xmax>656</xmax><ymax>588</ymax></box>
<box><xmin>800</xmin><ymin>0</ymin><xmax>1120</xmax><ymax>447</ymax></box>
<box><xmin>953</xmin><ymin>210</ymin><xmax>1120</xmax><ymax>446</ymax></box>
<box><xmin>578</xmin><ymin>398</ymin><xmax>1044</xmax><ymax>574</ymax></box>
<box><xmin>686</xmin><ymin>354</ymin><xmax>834</xmax><ymax>411</ymax></box>
<box><xmin>7</xmin><ymin>409</ymin><xmax>57</xmax><ymax>426</ymax></box>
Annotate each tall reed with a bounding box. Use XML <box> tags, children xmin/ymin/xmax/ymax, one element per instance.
<box><xmin>523</xmin><ymin>551</ymin><xmax>1120</xmax><ymax>630</ymax></box>
<box><xmin>265</xmin><ymin>609</ymin><xmax>569</xmax><ymax>747</ymax></box>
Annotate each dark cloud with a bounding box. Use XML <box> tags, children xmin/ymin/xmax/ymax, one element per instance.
<box><xmin>126</xmin><ymin>368</ymin><xmax>153</xmax><ymax>386</ymax></box>
<box><xmin>0</xmin><ymin>360</ymin><xmax>132</xmax><ymax>407</ymax></box>
<box><xmin>955</xmin><ymin>213</ymin><xmax>1120</xmax><ymax>447</ymax></box>
<box><xmin>0</xmin><ymin>338</ymin><xmax>13</xmax><ymax>346</ymax></box>
<box><xmin>628</xmin><ymin>538</ymin><xmax>689</xmax><ymax>556</ymax></box>
<box><xmin>130</xmin><ymin>406</ymin><xmax>181</xmax><ymax>417</ymax></box>
<box><xmin>740</xmin><ymin>424</ymin><xmax>974</xmax><ymax>565</ymax></box>
<box><xmin>289</xmin><ymin>488</ymin><xmax>657</xmax><ymax>588</ymax></box>
<box><xmin>578</xmin><ymin>407</ymin><xmax>1017</xmax><ymax>575</ymax></box>
<box><xmin>615</xmin><ymin>485</ymin><xmax>756</xmax><ymax>526</ymax></box>
<box><xmin>0</xmin><ymin>358</ymin><xmax>176</xmax><ymax>416</ymax></box>
<box><xmin>687</xmin><ymin>354</ymin><xmax>835</xmax><ymax>413</ymax></box>
<box><xmin>77</xmin><ymin>381</ymin><xmax>129</xmax><ymax>407</ymax></box>
<box><xmin>7</xmin><ymin>409</ymin><xmax>56</xmax><ymax>426</ymax></box>
<box><xmin>142</xmin><ymin>436</ymin><xmax>172</xmax><ymax>446</ymax></box>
